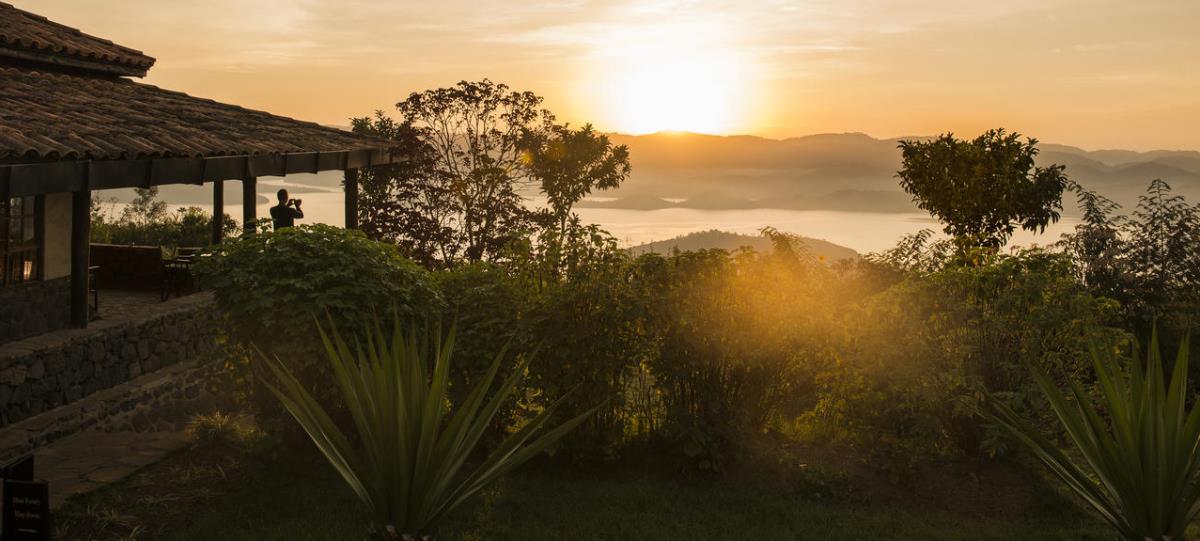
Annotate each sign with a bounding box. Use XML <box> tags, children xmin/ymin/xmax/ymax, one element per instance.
<box><xmin>2</xmin><ymin>479</ymin><xmax>50</xmax><ymax>541</ymax></box>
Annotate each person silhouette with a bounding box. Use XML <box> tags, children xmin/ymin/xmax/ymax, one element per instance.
<box><xmin>269</xmin><ymin>189</ymin><xmax>304</xmax><ymax>229</ymax></box>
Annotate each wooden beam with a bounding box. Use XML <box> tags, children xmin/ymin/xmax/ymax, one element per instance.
<box><xmin>242</xmin><ymin>177</ymin><xmax>257</xmax><ymax>235</ymax></box>
<box><xmin>70</xmin><ymin>189</ymin><xmax>90</xmax><ymax>328</ymax></box>
<box><xmin>211</xmin><ymin>179</ymin><xmax>224</xmax><ymax>245</ymax></box>
<box><xmin>0</xmin><ymin>148</ymin><xmax>398</xmax><ymax>197</ymax></box>
<box><xmin>344</xmin><ymin>168</ymin><xmax>359</xmax><ymax>230</ymax></box>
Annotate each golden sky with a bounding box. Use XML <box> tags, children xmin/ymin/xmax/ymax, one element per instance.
<box><xmin>31</xmin><ymin>0</ymin><xmax>1200</xmax><ymax>150</ymax></box>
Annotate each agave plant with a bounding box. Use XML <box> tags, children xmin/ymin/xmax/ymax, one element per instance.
<box><xmin>259</xmin><ymin>318</ymin><xmax>595</xmax><ymax>540</ymax></box>
<box><xmin>990</xmin><ymin>332</ymin><xmax>1200</xmax><ymax>540</ymax></box>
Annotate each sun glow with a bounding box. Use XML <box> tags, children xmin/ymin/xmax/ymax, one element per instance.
<box><xmin>583</xmin><ymin>22</ymin><xmax>755</xmax><ymax>135</ymax></box>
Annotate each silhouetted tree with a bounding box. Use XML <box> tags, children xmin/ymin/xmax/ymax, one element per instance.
<box><xmin>897</xmin><ymin>129</ymin><xmax>1069</xmax><ymax>248</ymax></box>
<box><xmin>522</xmin><ymin>123</ymin><xmax>631</xmax><ymax>238</ymax></box>
<box><xmin>350</xmin><ymin>112</ymin><xmax>459</xmax><ymax>267</ymax></box>
<box><xmin>353</xmin><ymin>80</ymin><xmax>629</xmax><ymax>267</ymax></box>
<box><xmin>396</xmin><ymin>79</ymin><xmax>553</xmax><ymax>263</ymax></box>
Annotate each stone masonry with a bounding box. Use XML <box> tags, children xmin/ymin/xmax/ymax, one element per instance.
<box><xmin>0</xmin><ymin>292</ymin><xmax>217</xmax><ymax>429</ymax></box>
<box><xmin>0</xmin><ymin>277</ymin><xmax>71</xmax><ymax>344</ymax></box>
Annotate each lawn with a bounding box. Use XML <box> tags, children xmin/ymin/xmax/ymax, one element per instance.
<box><xmin>54</xmin><ymin>431</ymin><xmax>1113</xmax><ymax>541</ymax></box>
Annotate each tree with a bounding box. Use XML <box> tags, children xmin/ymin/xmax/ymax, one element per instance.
<box><xmin>897</xmin><ymin>129</ymin><xmax>1069</xmax><ymax>248</ymax></box>
<box><xmin>354</xmin><ymin>80</ymin><xmax>630</xmax><ymax>268</ymax></box>
<box><xmin>522</xmin><ymin>123</ymin><xmax>630</xmax><ymax>238</ymax></box>
<box><xmin>350</xmin><ymin>112</ymin><xmax>459</xmax><ymax>267</ymax></box>
<box><xmin>1123</xmin><ymin>179</ymin><xmax>1200</xmax><ymax>320</ymax></box>
<box><xmin>122</xmin><ymin>187</ymin><xmax>168</xmax><ymax>225</ymax></box>
<box><xmin>397</xmin><ymin>79</ymin><xmax>554</xmax><ymax>263</ymax></box>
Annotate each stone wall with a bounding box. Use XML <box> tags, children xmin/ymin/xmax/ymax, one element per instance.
<box><xmin>0</xmin><ymin>277</ymin><xmax>71</xmax><ymax>345</ymax></box>
<box><xmin>0</xmin><ymin>293</ymin><xmax>217</xmax><ymax>428</ymax></box>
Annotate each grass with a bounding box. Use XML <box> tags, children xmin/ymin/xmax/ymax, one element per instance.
<box><xmin>55</xmin><ymin>429</ymin><xmax>1114</xmax><ymax>541</ymax></box>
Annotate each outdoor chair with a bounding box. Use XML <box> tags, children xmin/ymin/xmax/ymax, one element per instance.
<box><xmin>159</xmin><ymin>245</ymin><xmax>193</xmax><ymax>301</ymax></box>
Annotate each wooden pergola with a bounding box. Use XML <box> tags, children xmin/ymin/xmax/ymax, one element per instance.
<box><xmin>0</xmin><ymin>2</ymin><xmax>394</xmax><ymax>329</ymax></box>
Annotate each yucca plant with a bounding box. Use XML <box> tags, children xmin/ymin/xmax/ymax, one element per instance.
<box><xmin>990</xmin><ymin>332</ymin><xmax>1200</xmax><ymax>540</ymax></box>
<box><xmin>258</xmin><ymin>318</ymin><xmax>595</xmax><ymax>540</ymax></box>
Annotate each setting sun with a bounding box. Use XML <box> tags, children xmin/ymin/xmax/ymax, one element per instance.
<box><xmin>606</xmin><ymin>47</ymin><xmax>747</xmax><ymax>134</ymax></box>
<box><xmin>579</xmin><ymin>21</ymin><xmax>755</xmax><ymax>135</ymax></box>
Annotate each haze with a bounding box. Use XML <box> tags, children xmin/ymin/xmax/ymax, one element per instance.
<box><xmin>32</xmin><ymin>0</ymin><xmax>1200</xmax><ymax>151</ymax></box>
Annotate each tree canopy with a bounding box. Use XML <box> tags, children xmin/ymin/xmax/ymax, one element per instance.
<box><xmin>897</xmin><ymin>129</ymin><xmax>1068</xmax><ymax>248</ymax></box>
<box><xmin>351</xmin><ymin>79</ymin><xmax>630</xmax><ymax>267</ymax></box>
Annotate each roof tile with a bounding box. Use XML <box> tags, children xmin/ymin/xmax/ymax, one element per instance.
<box><xmin>0</xmin><ymin>2</ymin><xmax>155</xmax><ymax>76</ymax></box>
<box><xmin>0</xmin><ymin>67</ymin><xmax>384</xmax><ymax>162</ymax></box>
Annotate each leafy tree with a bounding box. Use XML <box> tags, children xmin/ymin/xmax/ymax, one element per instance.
<box><xmin>123</xmin><ymin>187</ymin><xmax>169</xmax><ymax>225</ymax></box>
<box><xmin>350</xmin><ymin>112</ymin><xmax>459</xmax><ymax>267</ymax></box>
<box><xmin>1122</xmin><ymin>179</ymin><xmax>1200</xmax><ymax>326</ymax></box>
<box><xmin>1059</xmin><ymin>182</ymin><xmax>1126</xmax><ymax>299</ymax></box>
<box><xmin>354</xmin><ymin>81</ymin><xmax>629</xmax><ymax>268</ymax></box>
<box><xmin>396</xmin><ymin>79</ymin><xmax>554</xmax><ymax>264</ymax></box>
<box><xmin>1061</xmin><ymin>179</ymin><xmax>1200</xmax><ymax>347</ymax></box>
<box><xmin>522</xmin><ymin>123</ymin><xmax>630</xmax><ymax>237</ymax></box>
<box><xmin>897</xmin><ymin>129</ymin><xmax>1069</xmax><ymax>248</ymax></box>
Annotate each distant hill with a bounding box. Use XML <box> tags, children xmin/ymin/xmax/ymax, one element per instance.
<box><xmin>589</xmin><ymin>132</ymin><xmax>1200</xmax><ymax>213</ymax></box>
<box><xmin>117</xmin><ymin>131</ymin><xmax>1200</xmax><ymax>217</ymax></box>
<box><xmin>628</xmin><ymin>230</ymin><xmax>860</xmax><ymax>262</ymax></box>
<box><xmin>578</xmin><ymin>189</ymin><xmax>916</xmax><ymax>213</ymax></box>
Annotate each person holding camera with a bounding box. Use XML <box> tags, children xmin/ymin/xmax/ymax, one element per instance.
<box><xmin>269</xmin><ymin>188</ymin><xmax>304</xmax><ymax>229</ymax></box>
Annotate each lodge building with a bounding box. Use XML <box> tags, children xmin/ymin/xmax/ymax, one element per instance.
<box><xmin>0</xmin><ymin>2</ymin><xmax>391</xmax><ymax>442</ymax></box>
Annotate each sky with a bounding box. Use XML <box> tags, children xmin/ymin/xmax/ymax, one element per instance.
<box><xmin>32</xmin><ymin>0</ymin><xmax>1200</xmax><ymax>151</ymax></box>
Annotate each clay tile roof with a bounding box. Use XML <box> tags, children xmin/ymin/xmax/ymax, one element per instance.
<box><xmin>0</xmin><ymin>2</ymin><xmax>155</xmax><ymax>77</ymax></box>
<box><xmin>0</xmin><ymin>67</ymin><xmax>384</xmax><ymax>162</ymax></box>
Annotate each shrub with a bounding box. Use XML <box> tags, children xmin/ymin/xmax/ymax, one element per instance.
<box><xmin>259</xmin><ymin>317</ymin><xmax>595</xmax><ymax>539</ymax></box>
<box><xmin>92</xmin><ymin>188</ymin><xmax>238</xmax><ymax>246</ymax></box>
<box><xmin>503</xmin><ymin>224</ymin><xmax>662</xmax><ymax>460</ymax></box>
<box><xmin>650</xmin><ymin>234</ymin><xmax>840</xmax><ymax>470</ymax></box>
<box><xmin>807</xmin><ymin>248</ymin><xmax>1125</xmax><ymax>475</ymax></box>
<box><xmin>185</xmin><ymin>411</ymin><xmax>262</xmax><ymax>449</ymax></box>
<box><xmin>990</xmin><ymin>332</ymin><xmax>1200</xmax><ymax>540</ymax></box>
<box><xmin>195</xmin><ymin>224</ymin><xmax>443</xmax><ymax>421</ymax></box>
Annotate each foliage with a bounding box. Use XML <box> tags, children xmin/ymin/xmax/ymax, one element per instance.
<box><xmin>1061</xmin><ymin>179</ymin><xmax>1200</xmax><ymax>350</ymax></box>
<box><xmin>808</xmin><ymin>248</ymin><xmax>1124</xmax><ymax>475</ymax></box>
<box><xmin>353</xmin><ymin>80</ymin><xmax>629</xmax><ymax>267</ymax></box>
<box><xmin>393</xmin><ymin>79</ymin><xmax>554</xmax><ymax>263</ymax></box>
<box><xmin>194</xmin><ymin>224</ymin><xmax>442</xmax><ymax>419</ymax></box>
<box><xmin>990</xmin><ymin>332</ymin><xmax>1200</xmax><ymax>541</ymax></box>
<box><xmin>521</xmin><ymin>123</ymin><xmax>631</xmax><ymax>237</ymax></box>
<box><xmin>258</xmin><ymin>318</ymin><xmax>595</xmax><ymax>539</ymax></box>
<box><xmin>506</xmin><ymin>220</ymin><xmax>661</xmax><ymax>459</ymax></box>
<box><xmin>646</xmin><ymin>231</ymin><xmax>843</xmax><ymax>469</ymax></box>
<box><xmin>185</xmin><ymin>411</ymin><xmax>262</xmax><ymax>449</ymax></box>
<box><xmin>350</xmin><ymin>112</ymin><xmax>458</xmax><ymax>268</ymax></box>
<box><xmin>91</xmin><ymin>187</ymin><xmax>238</xmax><ymax>246</ymax></box>
<box><xmin>897</xmin><ymin>129</ymin><xmax>1069</xmax><ymax>248</ymax></box>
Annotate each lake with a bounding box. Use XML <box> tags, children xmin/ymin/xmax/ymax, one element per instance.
<box><xmin>114</xmin><ymin>177</ymin><xmax>1080</xmax><ymax>255</ymax></box>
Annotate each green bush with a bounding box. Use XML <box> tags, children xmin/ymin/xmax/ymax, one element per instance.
<box><xmin>807</xmin><ymin>248</ymin><xmax>1125</xmax><ymax>477</ymax></box>
<box><xmin>991</xmin><ymin>332</ymin><xmax>1200</xmax><ymax>540</ymax></box>
<box><xmin>259</xmin><ymin>317</ymin><xmax>595</xmax><ymax>540</ymax></box>
<box><xmin>92</xmin><ymin>188</ymin><xmax>238</xmax><ymax>246</ymax></box>
<box><xmin>195</xmin><ymin>224</ymin><xmax>443</xmax><ymax>422</ymax></box>
<box><xmin>649</xmin><ymin>237</ymin><xmax>839</xmax><ymax>470</ymax></box>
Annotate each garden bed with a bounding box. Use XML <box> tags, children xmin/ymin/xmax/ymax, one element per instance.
<box><xmin>53</xmin><ymin>419</ymin><xmax>1109</xmax><ymax>541</ymax></box>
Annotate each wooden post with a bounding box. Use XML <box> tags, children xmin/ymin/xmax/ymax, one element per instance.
<box><xmin>344</xmin><ymin>168</ymin><xmax>359</xmax><ymax>230</ymax></box>
<box><xmin>242</xmin><ymin>176</ymin><xmax>256</xmax><ymax>235</ymax></box>
<box><xmin>70</xmin><ymin>189</ymin><xmax>90</xmax><ymax>328</ymax></box>
<box><xmin>211</xmin><ymin>179</ymin><xmax>224</xmax><ymax>244</ymax></box>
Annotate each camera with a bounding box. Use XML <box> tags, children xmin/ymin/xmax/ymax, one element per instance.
<box><xmin>289</xmin><ymin>198</ymin><xmax>302</xmax><ymax>206</ymax></box>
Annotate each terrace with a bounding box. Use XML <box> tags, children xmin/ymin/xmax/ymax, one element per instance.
<box><xmin>0</xmin><ymin>0</ymin><xmax>393</xmax><ymax>456</ymax></box>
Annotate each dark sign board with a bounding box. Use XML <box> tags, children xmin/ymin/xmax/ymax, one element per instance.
<box><xmin>2</xmin><ymin>479</ymin><xmax>50</xmax><ymax>541</ymax></box>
